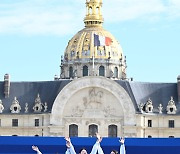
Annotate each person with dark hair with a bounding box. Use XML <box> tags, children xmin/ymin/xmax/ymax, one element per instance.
<box><xmin>65</xmin><ymin>133</ymin><xmax>103</xmax><ymax>154</ymax></box>
<box><xmin>110</xmin><ymin>150</ymin><xmax>118</xmax><ymax>154</ymax></box>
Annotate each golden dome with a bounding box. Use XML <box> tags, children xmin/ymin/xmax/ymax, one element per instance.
<box><xmin>64</xmin><ymin>27</ymin><xmax>124</xmax><ymax>61</ymax></box>
<box><xmin>61</xmin><ymin>0</ymin><xmax>127</xmax><ymax>80</ymax></box>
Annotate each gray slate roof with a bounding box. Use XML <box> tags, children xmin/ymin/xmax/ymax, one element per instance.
<box><xmin>0</xmin><ymin>80</ymin><xmax>71</xmax><ymax>114</ymax></box>
<box><xmin>0</xmin><ymin>79</ymin><xmax>178</xmax><ymax>114</ymax></box>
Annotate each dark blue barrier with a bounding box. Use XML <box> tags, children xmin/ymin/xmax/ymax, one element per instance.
<box><xmin>0</xmin><ymin>136</ymin><xmax>180</xmax><ymax>154</ymax></box>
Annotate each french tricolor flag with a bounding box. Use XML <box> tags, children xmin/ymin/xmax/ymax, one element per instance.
<box><xmin>94</xmin><ymin>34</ymin><xmax>112</xmax><ymax>46</ymax></box>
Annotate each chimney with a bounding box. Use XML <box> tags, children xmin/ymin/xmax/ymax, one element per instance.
<box><xmin>4</xmin><ymin>74</ymin><xmax>10</xmax><ymax>98</ymax></box>
<box><xmin>177</xmin><ymin>75</ymin><xmax>180</xmax><ymax>102</ymax></box>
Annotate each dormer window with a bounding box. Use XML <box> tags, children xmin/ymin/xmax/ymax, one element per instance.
<box><xmin>33</xmin><ymin>94</ymin><xmax>43</xmax><ymax>113</ymax></box>
<box><xmin>10</xmin><ymin>97</ymin><xmax>21</xmax><ymax>114</ymax></box>
<box><xmin>145</xmin><ymin>98</ymin><xmax>153</xmax><ymax>113</ymax></box>
<box><xmin>167</xmin><ymin>97</ymin><xmax>177</xmax><ymax>114</ymax></box>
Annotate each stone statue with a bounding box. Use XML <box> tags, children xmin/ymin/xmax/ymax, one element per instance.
<box><xmin>0</xmin><ymin>100</ymin><xmax>4</xmax><ymax>113</ymax></box>
<box><xmin>25</xmin><ymin>103</ymin><xmax>28</xmax><ymax>113</ymax></box>
<box><xmin>158</xmin><ymin>104</ymin><xmax>163</xmax><ymax>114</ymax></box>
<box><xmin>44</xmin><ymin>102</ymin><xmax>48</xmax><ymax>112</ymax></box>
<box><xmin>138</xmin><ymin>102</ymin><xmax>144</xmax><ymax>113</ymax></box>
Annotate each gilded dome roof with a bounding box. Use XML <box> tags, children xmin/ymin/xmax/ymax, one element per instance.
<box><xmin>63</xmin><ymin>0</ymin><xmax>124</xmax><ymax>62</ymax></box>
<box><xmin>64</xmin><ymin>27</ymin><xmax>124</xmax><ymax>61</ymax></box>
<box><xmin>60</xmin><ymin>0</ymin><xmax>127</xmax><ymax>80</ymax></box>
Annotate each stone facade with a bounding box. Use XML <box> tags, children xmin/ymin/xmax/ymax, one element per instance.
<box><xmin>0</xmin><ymin>0</ymin><xmax>179</xmax><ymax>138</ymax></box>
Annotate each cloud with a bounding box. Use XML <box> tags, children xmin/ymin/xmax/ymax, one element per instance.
<box><xmin>167</xmin><ymin>0</ymin><xmax>180</xmax><ymax>18</ymax></box>
<box><xmin>0</xmin><ymin>0</ymin><xmax>179</xmax><ymax>36</ymax></box>
<box><xmin>103</xmin><ymin>0</ymin><xmax>166</xmax><ymax>22</ymax></box>
<box><xmin>0</xmin><ymin>0</ymin><xmax>85</xmax><ymax>36</ymax></box>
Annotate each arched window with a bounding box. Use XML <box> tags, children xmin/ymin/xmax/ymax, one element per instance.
<box><xmin>89</xmin><ymin>124</ymin><xmax>98</xmax><ymax>137</ymax></box>
<box><xmin>114</xmin><ymin>67</ymin><xmax>118</xmax><ymax>78</ymax></box>
<box><xmin>99</xmin><ymin>66</ymin><xmax>105</xmax><ymax>76</ymax></box>
<box><xmin>108</xmin><ymin>125</ymin><xmax>117</xmax><ymax>137</ymax></box>
<box><xmin>89</xmin><ymin>7</ymin><xmax>92</xmax><ymax>15</ymax></box>
<box><xmin>83</xmin><ymin>66</ymin><xmax>88</xmax><ymax>76</ymax></box>
<box><xmin>148</xmin><ymin>135</ymin><xmax>152</xmax><ymax>138</ymax></box>
<box><xmin>69</xmin><ymin>124</ymin><xmax>78</xmax><ymax>137</ymax></box>
<box><xmin>69</xmin><ymin>66</ymin><xmax>73</xmax><ymax>78</ymax></box>
<box><xmin>96</xmin><ymin>7</ymin><xmax>99</xmax><ymax>14</ymax></box>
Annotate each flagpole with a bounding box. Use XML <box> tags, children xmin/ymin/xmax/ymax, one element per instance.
<box><xmin>92</xmin><ymin>33</ymin><xmax>95</xmax><ymax>76</ymax></box>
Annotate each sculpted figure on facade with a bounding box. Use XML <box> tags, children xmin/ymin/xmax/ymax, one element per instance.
<box><xmin>138</xmin><ymin>102</ymin><xmax>144</xmax><ymax>113</ymax></box>
<box><xmin>0</xmin><ymin>100</ymin><xmax>4</xmax><ymax>113</ymax></box>
<box><xmin>10</xmin><ymin>97</ymin><xmax>21</xmax><ymax>113</ymax></box>
<box><xmin>166</xmin><ymin>96</ymin><xmax>177</xmax><ymax>114</ymax></box>
<box><xmin>87</xmin><ymin>88</ymin><xmax>103</xmax><ymax>109</ymax></box>
<box><xmin>73</xmin><ymin>70</ymin><xmax>77</xmax><ymax>78</ymax></box>
<box><xmin>110</xmin><ymin>70</ymin><xmax>114</xmax><ymax>78</ymax></box>
<box><xmin>71</xmin><ymin>106</ymin><xmax>84</xmax><ymax>117</ymax></box>
<box><xmin>158</xmin><ymin>104</ymin><xmax>163</xmax><ymax>114</ymax></box>
<box><xmin>44</xmin><ymin>102</ymin><xmax>48</xmax><ymax>112</ymax></box>
<box><xmin>25</xmin><ymin>103</ymin><xmax>29</xmax><ymax>113</ymax></box>
<box><xmin>83</xmin><ymin>97</ymin><xmax>88</xmax><ymax>108</ymax></box>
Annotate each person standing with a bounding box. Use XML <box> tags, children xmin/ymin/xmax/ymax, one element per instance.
<box><xmin>65</xmin><ymin>133</ymin><xmax>103</xmax><ymax>154</ymax></box>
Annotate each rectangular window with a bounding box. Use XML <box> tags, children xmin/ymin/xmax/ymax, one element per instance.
<box><xmin>35</xmin><ymin>119</ymin><xmax>39</xmax><ymax>127</ymax></box>
<box><xmin>169</xmin><ymin>120</ymin><xmax>174</xmax><ymax>128</ymax></box>
<box><xmin>148</xmin><ymin>120</ymin><xmax>152</xmax><ymax>127</ymax></box>
<box><xmin>12</xmin><ymin>119</ymin><xmax>18</xmax><ymax>127</ymax></box>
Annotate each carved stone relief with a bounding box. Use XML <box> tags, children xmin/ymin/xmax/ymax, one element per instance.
<box><xmin>71</xmin><ymin>106</ymin><xmax>84</xmax><ymax>117</ymax></box>
<box><xmin>66</xmin><ymin>87</ymin><xmax>123</xmax><ymax>119</ymax></box>
<box><xmin>103</xmin><ymin>106</ymin><xmax>116</xmax><ymax>117</ymax></box>
<box><xmin>51</xmin><ymin>76</ymin><xmax>135</xmax><ymax>127</ymax></box>
<box><xmin>84</xmin><ymin>88</ymin><xmax>103</xmax><ymax>109</ymax></box>
<box><xmin>86</xmin><ymin>119</ymin><xmax>101</xmax><ymax>125</ymax></box>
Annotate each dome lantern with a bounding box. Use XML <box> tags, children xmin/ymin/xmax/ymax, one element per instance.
<box><xmin>84</xmin><ymin>0</ymin><xmax>104</xmax><ymax>27</ymax></box>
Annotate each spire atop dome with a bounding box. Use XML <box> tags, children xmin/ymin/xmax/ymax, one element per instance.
<box><xmin>84</xmin><ymin>0</ymin><xmax>104</xmax><ymax>27</ymax></box>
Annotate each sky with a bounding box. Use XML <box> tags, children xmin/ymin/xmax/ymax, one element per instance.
<box><xmin>0</xmin><ymin>0</ymin><xmax>180</xmax><ymax>83</ymax></box>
